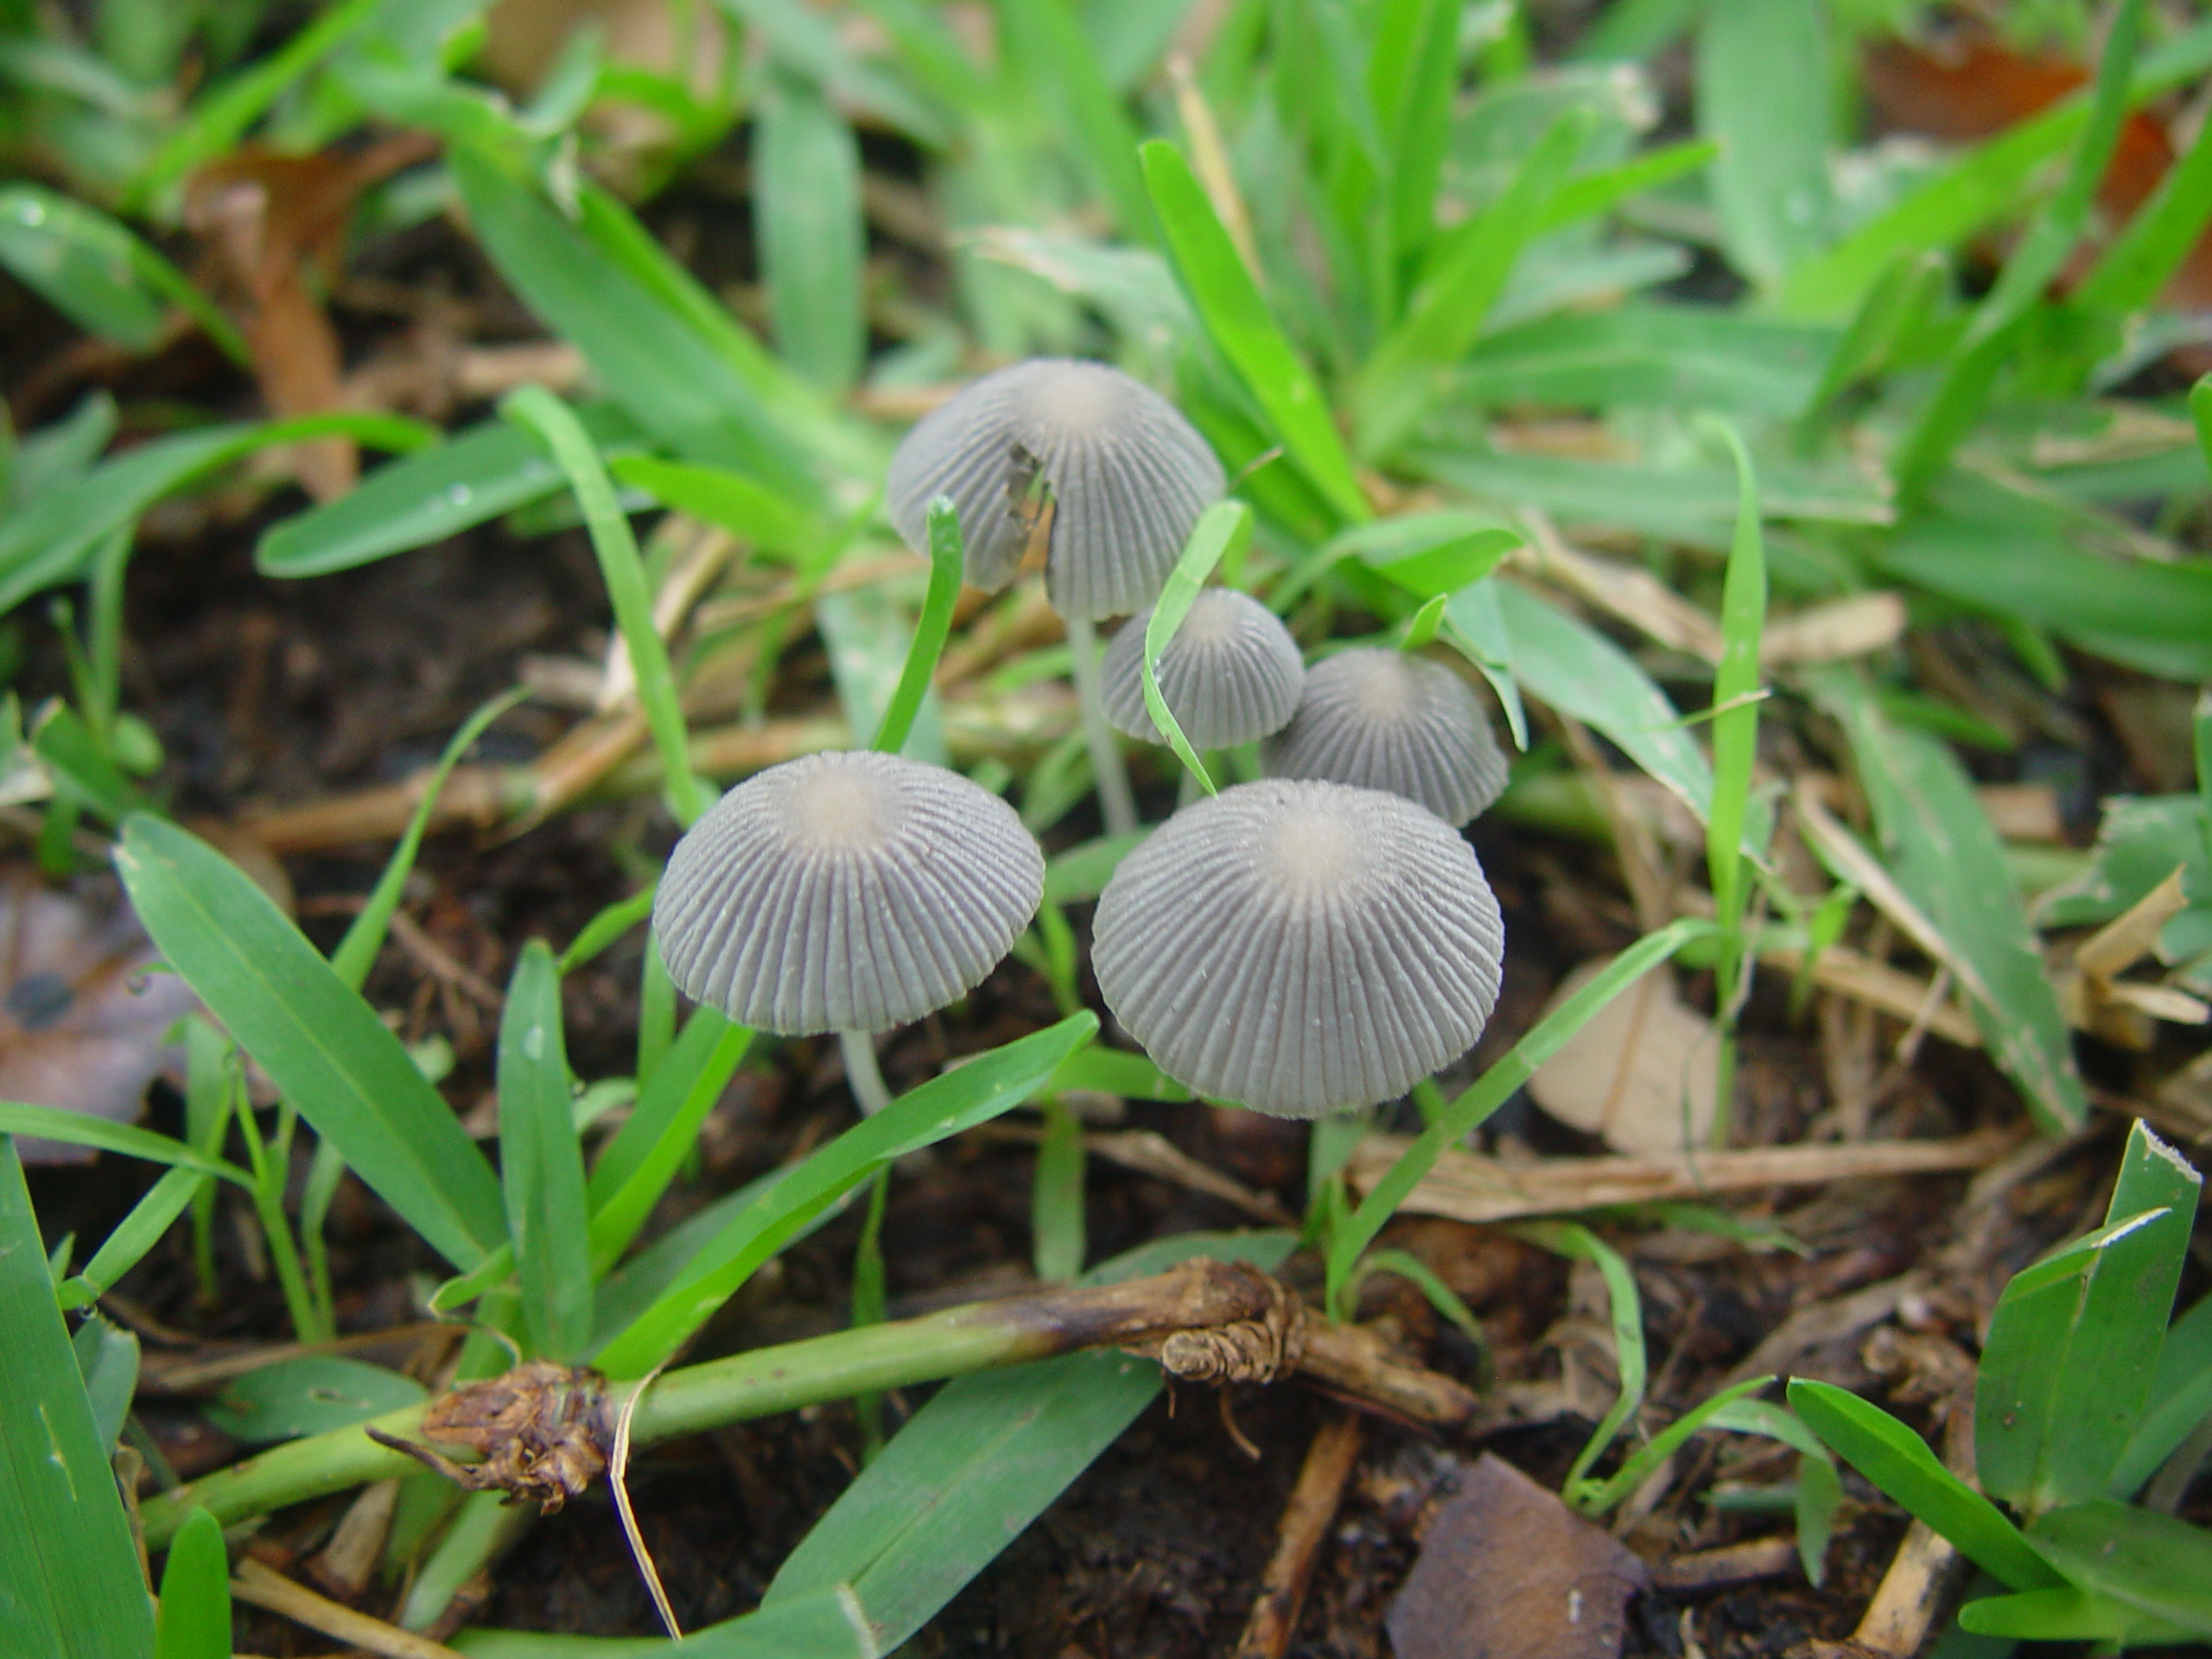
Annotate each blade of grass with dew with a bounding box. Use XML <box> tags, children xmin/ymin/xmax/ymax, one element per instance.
<box><xmin>1788</xmin><ymin>1377</ymin><xmax>2061</xmax><ymax>1592</ymax></box>
<box><xmin>504</xmin><ymin>385</ymin><xmax>707</xmax><ymax>827</ymax></box>
<box><xmin>56</xmin><ymin>1164</ymin><xmax>204</xmax><ymax>1310</ymax></box>
<box><xmin>2023</xmin><ymin>1502</ymin><xmax>2212</xmax><ymax>1637</ymax></box>
<box><xmin>116</xmin><ymin>814</ymin><xmax>507</xmax><ymax>1270</ymax></box>
<box><xmin>1141</xmin><ymin>139</ymin><xmax>1369</xmax><ymax>524</ymax></box>
<box><xmin>0</xmin><ymin>1136</ymin><xmax>156</xmax><ymax>1659</ymax></box>
<box><xmin>0</xmin><ymin>183</ymin><xmax>246</xmax><ymax>361</ymax></box>
<box><xmin>1702</xmin><ymin>417</ymin><xmax>1768</xmax><ymax>1140</ymax></box>
<box><xmin>449</xmin><ymin>143</ymin><xmax>809</xmax><ymax>483</ymax></box>
<box><xmin>1574</xmin><ymin>1375</ymin><xmax>1773</xmax><ymax>1515</ymax></box>
<box><xmin>1694</xmin><ymin>0</ymin><xmax>1832</xmax><ymax>289</ymax></box>
<box><xmin>1140</xmin><ymin>500</ymin><xmax>1253</xmax><ymax>794</ymax></box>
<box><xmin>1326</xmin><ymin>917</ymin><xmax>1712</xmax><ymax>1314</ymax></box>
<box><xmin>1978</xmin><ymin>1122</ymin><xmax>2200</xmax><ymax>1517</ymax></box>
<box><xmin>755</xmin><ymin>67</ymin><xmax>867</xmax><ymax>393</ymax></box>
<box><xmin>1520</xmin><ymin>1221</ymin><xmax>1648</xmax><ymax>1496</ymax></box>
<box><xmin>498</xmin><ymin>941</ymin><xmax>594</xmax><ymax>1360</ymax></box>
<box><xmin>154</xmin><ymin>1508</ymin><xmax>232</xmax><ymax>1659</ymax></box>
<box><xmin>1825</xmin><ymin>681</ymin><xmax>2087</xmax><ymax>1131</ymax></box>
<box><xmin>587</xmin><ymin>1008</ymin><xmax>753</xmax><ymax>1273</ymax></box>
<box><xmin>1357</xmin><ymin>112</ymin><xmax>1589</xmax><ymax>455</ymax></box>
<box><xmin>763</xmin><ymin>1230</ymin><xmax>1295</xmax><ymax>1651</ymax></box>
<box><xmin>330</xmin><ymin>688</ymin><xmax>528</xmax><ymax>991</ymax></box>
<box><xmin>0</xmin><ymin>410</ymin><xmax>435</xmax><ymax>618</ymax></box>
<box><xmin>607</xmin><ymin>455</ymin><xmax>820</xmax><ymax>562</ymax></box>
<box><xmin>1893</xmin><ymin>0</ymin><xmax>2145</xmax><ymax>497</ymax></box>
<box><xmin>594</xmin><ymin>1013</ymin><xmax>1098</xmax><ymax>1376</ymax></box>
<box><xmin>2113</xmin><ymin>1293</ymin><xmax>2212</xmax><ymax>1499</ymax></box>
<box><xmin>257</xmin><ymin>404</ymin><xmax>647</xmax><ymax>577</ymax></box>
<box><xmin>872</xmin><ymin>498</ymin><xmax>964</xmax><ymax>755</ymax></box>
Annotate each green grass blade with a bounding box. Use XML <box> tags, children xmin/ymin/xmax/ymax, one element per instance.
<box><xmin>1703</xmin><ymin>417</ymin><xmax>1766</xmax><ymax>936</ymax></box>
<box><xmin>1578</xmin><ymin>1376</ymin><xmax>1775</xmax><ymax>1516</ymax></box>
<box><xmin>1141</xmin><ymin>139</ymin><xmax>1369</xmax><ymax>524</ymax></box>
<box><xmin>2112</xmin><ymin>1292</ymin><xmax>2212</xmax><ymax>1498</ymax></box>
<box><xmin>594</xmin><ymin>1013</ymin><xmax>1098</xmax><ymax>1376</ymax></box>
<box><xmin>2193</xmin><ymin>374</ymin><xmax>2212</xmax><ymax>480</ymax></box>
<box><xmin>1797</xmin><ymin>250</ymin><xmax>1946</xmax><ymax>424</ymax></box>
<box><xmin>59</xmin><ymin>1164</ymin><xmax>205</xmax><ymax>1310</ymax></box>
<box><xmin>1138</xmin><ymin>500</ymin><xmax>1253</xmax><ymax>793</ymax></box>
<box><xmin>115</xmin><ymin>815</ymin><xmax>506</xmax><ymax>1270</ymax></box>
<box><xmin>154</xmin><ymin>1509</ymin><xmax>232</xmax><ymax>1659</ymax></box>
<box><xmin>1535</xmin><ymin>137</ymin><xmax>1719</xmax><ymax>235</ymax></box>
<box><xmin>498</xmin><ymin>942</ymin><xmax>594</xmax><ymax>1360</ymax></box>
<box><xmin>0</xmin><ymin>1103</ymin><xmax>247</xmax><ymax>1185</ymax></box>
<box><xmin>2028</xmin><ymin>1500</ymin><xmax>2212</xmax><ymax>1634</ymax></box>
<box><xmin>2072</xmin><ymin>98</ymin><xmax>2212</xmax><ymax>319</ymax></box>
<box><xmin>201</xmin><ymin>1355</ymin><xmax>425</xmax><ymax>1443</ymax></box>
<box><xmin>1956</xmin><ymin>1585</ymin><xmax>2152</xmax><ymax>1643</ymax></box>
<box><xmin>1370</xmin><ymin>0</ymin><xmax>1459</xmax><ymax>264</ymax></box>
<box><xmin>0</xmin><ymin>1136</ymin><xmax>156</xmax><ymax>1659</ymax></box>
<box><xmin>0</xmin><ymin>183</ymin><xmax>246</xmax><ymax>362</ymax></box>
<box><xmin>764</xmin><ymin>1230</ymin><xmax>1295</xmax><ymax>1649</ymax></box>
<box><xmin>755</xmin><ymin>69</ymin><xmax>867</xmax><ymax>393</ymax></box>
<box><xmin>69</xmin><ymin>1311</ymin><xmax>136</xmax><ymax>1454</ymax></box>
<box><xmin>607</xmin><ymin>455</ymin><xmax>819</xmax><ymax>561</ymax></box>
<box><xmin>1827</xmin><ymin>685</ymin><xmax>2086</xmax><ymax>1130</ymax></box>
<box><xmin>560</xmin><ymin>887</ymin><xmax>657</xmax><ymax>975</ymax></box>
<box><xmin>1519</xmin><ymin>1220</ymin><xmax>1649</xmax><ymax>1495</ymax></box>
<box><xmin>257</xmin><ymin>405</ymin><xmax>647</xmax><ymax>578</ymax></box>
<box><xmin>1694</xmin><ymin>0</ymin><xmax>1831</xmax><ymax>288</ymax></box>
<box><xmin>1330</xmin><ymin>918</ymin><xmax>1710</xmax><ymax>1311</ymax></box>
<box><xmin>1978</xmin><ymin>1122</ymin><xmax>2200</xmax><ymax>1516</ymax></box>
<box><xmin>999</xmin><ymin>0</ymin><xmax>1150</xmax><ymax>238</ymax></box>
<box><xmin>1787</xmin><ymin>1377</ymin><xmax>2060</xmax><ymax>1592</ymax></box>
<box><xmin>332</xmin><ymin>689</ymin><xmax>527</xmax><ymax>991</ymax></box>
<box><xmin>503</xmin><ymin>385</ymin><xmax>706</xmax><ymax>828</ymax></box>
<box><xmin>587</xmin><ymin>1008</ymin><xmax>753</xmax><ymax>1273</ymax></box>
<box><xmin>872</xmin><ymin>499</ymin><xmax>964</xmax><ymax>756</ymax></box>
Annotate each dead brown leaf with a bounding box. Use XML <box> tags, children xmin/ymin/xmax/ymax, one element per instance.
<box><xmin>1529</xmin><ymin>958</ymin><xmax>1719</xmax><ymax>1154</ymax></box>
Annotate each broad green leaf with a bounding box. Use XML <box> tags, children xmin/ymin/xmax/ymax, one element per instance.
<box><xmin>0</xmin><ymin>1136</ymin><xmax>156</xmax><ymax>1659</ymax></box>
<box><xmin>70</xmin><ymin>1313</ymin><xmax>138</xmax><ymax>1452</ymax></box>
<box><xmin>449</xmin><ymin>144</ymin><xmax>808</xmax><ymax>482</ymax></box>
<box><xmin>155</xmin><ymin>1509</ymin><xmax>232</xmax><ymax>1659</ymax></box>
<box><xmin>257</xmin><ymin>406</ymin><xmax>647</xmax><ymax>577</ymax></box>
<box><xmin>594</xmin><ymin>1014</ymin><xmax>1098</xmax><ymax>1376</ymax></box>
<box><xmin>1787</xmin><ymin>1378</ymin><xmax>2060</xmax><ymax>1592</ymax></box>
<box><xmin>2113</xmin><ymin>1291</ymin><xmax>2212</xmax><ymax>1498</ymax></box>
<box><xmin>1956</xmin><ymin>1584</ymin><xmax>2175</xmax><ymax>1643</ymax></box>
<box><xmin>1141</xmin><ymin>139</ymin><xmax>1369</xmax><ymax>524</ymax></box>
<box><xmin>764</xmin><ymin>1231</ymin><xmax>1295</xmax><ymax>1651</ymax></box>
<box><xmin>1831</xmin><ymin>688</ymin><xmax>2086</xmax><ymax>1131</ymax></box>
<box><xmin>0</xmin><ymin>411</ymin><xmax>435</xmax><ymax>618</ymax></box>
<box><xmin>756</xmin><ymin>69</ymin><xmax>867</xmax><ymax>393</ymax></box>
<box><xmin>588</xmin><ymin>1008</ymin><xmax>753</xmax><ymax>1272</ymax></box>
<box><xmin>1695</xmin><ymin>0</ymin><xmax>1831</xmax><ymax>287</ymax></box>
<box><xmin>116</xmin><ymin>815</ymin><xmax>507</xmax><ymax>1270</ymax></box>
<box><xmin>1979</xmin><ymin>1122</ymin><xmax>2200</xmax><ymax>1515</ymax></box>
<box><xmin>1492</xmin><ymin>582</ymin><xmax>1715</xmax><ymax>824</ymax></box>
<box><xmin>498</xmin><ymin>942</ymin><xmax>594</xmax><ymax>1360</ymax></box>
<box><xmin>201</xmin><ymin>1356</ymin><xmax>428</xmax><ymax>1443</ymax></box>
<box><xmin>2028</xmin><ymin>1499</ymin><xmax>2212</xmax><ymax>1634</ymax></box>
<box><xmin>0</xmin><ymin>184</ymin><xmax>244</xmax><ymax>360</ymax></box>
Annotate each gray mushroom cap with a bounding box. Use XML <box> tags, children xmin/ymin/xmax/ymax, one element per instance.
<box><xmin>886</xmin><ymin>358</ymin><xmax>1225</xmax><ymax>621</ymax></box>
<box><xmin>1262</xmin><ymin>648</ymin><xmax>1510</xmax><ymax>827</ymax></box>
<box><xmin>1091</xmin><ymin>779</ymin><xmax>1505</xmax><ymax>1118</ymax></box>
<box><xmin>653</xmin><ymin>750</ymin><xmax>1045</xmax><ymax>1035</ymax></box>
<box><xmin>1098</xmin><ymin>588</ymin><xmax>1306</xmax><ymax>750</ymax></box>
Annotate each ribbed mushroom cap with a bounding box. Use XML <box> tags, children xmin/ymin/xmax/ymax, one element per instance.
<box><xmin>886</xmin><ymin>359</ymin><xmax>1225</xmax><ymax>620</ymax></box>
<box><xmin>653</xmin><ymin>751</ymin><xmax>1045</xmax><ymax>1035</ymax></box>
<box><xmin>1262</xmin><ymin>648</ymin><xmax>1510</xmax><ymax>827</ymax></box>
<box><xmin>1097</xmin><ymin>588</ymin><xmax>1306</xmax><ymax>749</ymax></box>
<box><xmin>1092</xmin><ymin>779</ymin><xmax>1504</xmax><ymax>1118</ymax></box>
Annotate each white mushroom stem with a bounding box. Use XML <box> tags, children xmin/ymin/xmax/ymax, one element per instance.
<box><xmin>1065</xmin><ymin>612</ymin><xmax>1139</xmax><ymax>837</ymax></box>
<box><xmin>839</xmin><ymin>1028</ymin><xmax>895</xmax><ymax>1117</ymax></box>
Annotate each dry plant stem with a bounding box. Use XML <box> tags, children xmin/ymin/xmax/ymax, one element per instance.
<box><xmin>1232</xmin><ymin>1412</ymin><xmax>1365</xmax><ymax>1659</ymax></box>
<box><xmin>1064</xmin><ymin>611</ymin><xmax>1139</xmax><ymax>836</ymax></box>
<box><xmin>140</xmin><ymin>1260</ymin><xmax>1292</xmax><ymax>1544</ymax></box>
<box><xmin>230</xmin><ymin>1558</ymin><xmax>471</xmax><ymax>1659</ymax></box>
<box><xmin>839</xmin><ymin>1028</ymin><xmax>894</xmax><ymax>1116</ymax></box>
<box><xmin>1299</xmin><ymin>1320</ymin><xmax>1480</xmax><ymax>1431</ymax></box>
<box><xmin>1850</xmin><ymin>1521</ymin><xmax>1960</xmax><ymax>1656</ymax></box>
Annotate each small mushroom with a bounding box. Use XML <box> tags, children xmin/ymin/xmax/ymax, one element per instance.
<box><xmin>1262</xmin><ymin>648</ymin><xmax>1510</xmax><ymax>827</ymax></box>
<box><xmin>1098</xmin><ymin>588</ymin><xmax>1306</xmax><ymax>751</ymax></box>
<box><xmin>886</xmin><ymin>358</ymin><xmax>1225</xmax><ymax>622</ymax></box>
<box><xmin>1092</xmin><ymin>779</ymin><xmax>1505</xmax><ymax>1118</ymax></box>
<box><xmin>653</xmin><ymin>751</ymin><xmax>1045</xmax><ymax>1109</ymax></box>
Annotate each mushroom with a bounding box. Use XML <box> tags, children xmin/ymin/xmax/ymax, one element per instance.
<box><xmin>652</xmin><ymin>750</ymin><xmax>1046</xmax><ymax>1112</ymax></box>
<box><xmin>1091</xmin><ymin>779</ymin><xmax>1505</xmax><ymax>1118</ymax></box>
<box><xmin>1262</xmin><ymin>647</ymin><xmax>1510</xmax><ymax>827</ymax></box>
<box><xmin>886</xmin><ymin>359</ymin><xmax>1226</xmax><ymax>836</ymax></box>
<box><xmin>1098</xmin><ymin>587</ymin><xmax>1305</xmax><ymax>752</ymax></box>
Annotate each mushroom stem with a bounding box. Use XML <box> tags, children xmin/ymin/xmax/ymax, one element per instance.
<box><xmin>839</xmin><ymin>1027</ymin><xmax>895</xmax><ymax>1116</ymax></box>
<box><xmin>1065</xmin><ymin>612</ymin><xmax>1139</xmax><ymax>836</ymax></box>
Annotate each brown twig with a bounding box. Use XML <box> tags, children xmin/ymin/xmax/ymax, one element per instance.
<box><xmin>1231</xmin><ymin>1412</ymin><xmax>1365</xmax><ymax>1659</ymax></box>
<box><xmin>231</xmin><ymin>1557</ymin><xmax>469</xmax><ymax>1659</ymax></box>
